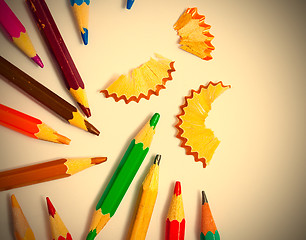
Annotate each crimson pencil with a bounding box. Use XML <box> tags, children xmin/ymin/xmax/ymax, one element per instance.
<box><xmin>26</xmin><ymin>0</ymin><xmax>91</xmax><ymax>117</ymax></box>
<box><xmin>0</xmin><ymin>103</ymin><xmax>70</xmax><ymax>144</ymax></box>
<box><xmin>166</xmin><ymin>181</ymin><xmax>185</xmax><ymax>240</ymax></box>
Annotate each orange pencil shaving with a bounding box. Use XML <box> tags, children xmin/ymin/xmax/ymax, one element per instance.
<box><xmin>0</xmin><ymin>104</ymin><xmax>70</xmax><ymax>144</ymax></box>
<box><xmin>46</xmin><ymin>197</ymin><xmax>73</xmax><ymax>240</ymax></box>
<box><xmin>201</xmin><ymin>191</ymin><xmax>220</xmax><ymax>240</ymax></box>
<box><xmin>0</xmin><ymin>157</ymin><xmax>107</xmax><ymax>191</ymax></box>
<box><xmin>165</xmin><ymin>181</ymin><xmax>185</xmax><ymax>240</ymax></box>
<box><xmin>11</xmin><ymin>194</ymin><xmax>35</xmax><ymax>240</ymax></box>
<box><xmin>174</xmin><ymin>7</ymin><xmax>215</xmax><ymax>60</ymax></box>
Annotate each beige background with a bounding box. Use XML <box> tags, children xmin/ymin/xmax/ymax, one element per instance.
<box><xmin>0</xmin><ymin>0</ymin><xmax>305</xmax><ymax>239</ymax></box>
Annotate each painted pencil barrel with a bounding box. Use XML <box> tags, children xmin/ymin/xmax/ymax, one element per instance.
<box><xmin>26</xmin><ymin>0</ymin><xmax>90</xmax><ymax>117</ymax></box>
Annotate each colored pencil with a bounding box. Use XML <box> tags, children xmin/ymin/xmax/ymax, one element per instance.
<box><xmin>0</xmin><ymin>103</ymin><xmax>70</xmax><ymax>144</ymax></box>
<box><xmin>126</xmin><ymin>0</ymin><xmax>135</xmax><ymax>10</ymax></box>
<box><xmin>46</xmin><ymin>197</ymin><xmax>73</xmax><ymax>240</ymax></box>
<box><xmin>0</xmin><ymin>0</ymin><xmax>43</xmax><ymax>68</ymax></box>
<box><xmin>86</xmin><ymin>113</ymin><xmax>160</xmax><ymax>240</ymax></box>
<box><xmin>128</xmin><ymin>154</ymin><xmax>161</xmax><ymax>240</ymax></box>
<box><xmin>11</xmin><ymin>194</ymin><xmax>36</xmax><ymax>240</ymax></box>
<box><xmin>26</xmin><ymin>0</ymin><xmax>91</xmax><ymax>117</ymax></box>
<box><xmin>0</xmin><ymin>157</ymin><xmax>107</xmax><ymax>191</ymax></box>
<box><xmin>70</xmin><ymin>0</ymin><xmax>90</xmax><ymax>45</ymax></box>
<box><xmin>165</xmin><ymin>181</ymin><xmax>185</xmax><ymax>240</ymax></box>
<box><xmin>0</xmin><ymin>56</ymin><xmax>99</xmax><ymax>135</ymax></box>
<box><xmin>201</xmin><ymin>191</ymin><xmax>220</xmax><ymax>240</ymax></box>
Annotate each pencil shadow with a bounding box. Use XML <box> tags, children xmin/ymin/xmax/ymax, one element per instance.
<box><xmin>121</xmin><ymin>0</ymin><xmax>127</xmax><ymax>9</ymax></box>
<box><xmin>6</xmin><ymin>193</ymin><xmax>14</xmax><ymax>239</ymax></box>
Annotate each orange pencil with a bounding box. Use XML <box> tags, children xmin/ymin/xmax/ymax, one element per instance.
<box><xmin>201</xmin><ymin>191</ymin><xmax>220</xmax><ymax>240</ymax></box>
<box><xmin>0</xmin><ymin>157</ymin><xmax>107</xmax><ymax>191</ymax></box>
<box><xmin>165</xmin><ymin>181</ymin><xmax>185</xmax><ymax>240</ymax></box>
<box><xmin>0</xmin><ymin>103</ymin><xmax>70</xmax><ymax>144</ymax></box>
<box><xmin>11</xmin><ymin>194</ymin><xmax>36</xmax><ymax>240</ymax></box>
<box><xmin>46</xmin><ymin>197</ymin><xmax>73</xmax><ymax>240</ymax></box>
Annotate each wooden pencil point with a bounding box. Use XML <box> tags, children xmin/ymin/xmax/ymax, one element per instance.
<box><xmin>79</xmin><ymin>104</ymin><xmax>91</xmax><ymax>118</ymax></box>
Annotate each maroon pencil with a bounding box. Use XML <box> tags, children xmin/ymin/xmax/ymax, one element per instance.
<box><xmin>26</xmin><ymin>0</ymin><xmax>91</xmax><ymax>117</ymax></box>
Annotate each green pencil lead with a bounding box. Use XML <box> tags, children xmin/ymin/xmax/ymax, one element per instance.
<box><xmin>150</xmin><ymin>113</ymin><xmax>160</xmax><ymax>129</ymax></box>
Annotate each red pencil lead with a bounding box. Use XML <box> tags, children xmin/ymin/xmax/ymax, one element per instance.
<box><xmin>46</xmin><ymin>197</ymin><xmax>56</xmax><ymax>218</ymax></box>
<box><xmin>174</xmin><ymin>181</ymin><xmax>181</xmax><ymax>196</ymax></box>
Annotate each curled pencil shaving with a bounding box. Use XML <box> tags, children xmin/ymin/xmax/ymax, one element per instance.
<box><xmin>174</xmin><ymin>7</ymin><xmax>215</xmax><ymax>60</ymax></box>
<box><xmin>100</xmin><ymin>54</ymin><xmax>175</xmax><ymax>104</ymax></box>
<box><xmin>175</xmin><ymin>81</ymin><xmax>230</xmax><ymax>168</ymax></box>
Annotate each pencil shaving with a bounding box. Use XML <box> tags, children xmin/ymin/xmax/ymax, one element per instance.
<box><xmin>174</xmin><ymin>7</ymin><xmax>215</xmax><ymax>60</ymax></box>
<box><xmin>100</xmin><ymin>54</ymin><xmax>175</xmax><ymax>103</ymax></box>
<box><xmin>175</xmin><ymin>82</ymin><xmax>230</xmax><ymax>167</ymax></box>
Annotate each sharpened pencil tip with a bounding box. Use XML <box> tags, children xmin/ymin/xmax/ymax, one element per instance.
<box><xmin>126</xmin><ymin>0</ymin><xmax>135</xmax><ymax>9</ymax></box>
<box><xmin>91</xmin><ymin>157</ymin><xmax>107</xmax><ymax>165</ymax></box>
<box><xmin>174</xmin><ymin>181</ymin><xmax>181</xmax><ymax>196</ymax></box>
<box><xmin>202</xmin><ymin>191</ymin><xmax>208</xmax><ymax>204</ymax></box>
<box><xmin>31</xmin><ymin>54</ymin><xmax>44</xmax><ymax>68</ymax></box>
<box><xmin>154</xmin><ymin>154</ymin><xmax>161</xmax><ymax>165</ymax></box>
<box><xmin>84</xmin><ymin>120</ymin><xmax>100</xmax><ymax>136</ymax></box>
<box><xmin>81</xmin><ymin>28</ymin><xmax>88</xmax><ymax>45</ymax></box>
<box><xmin>46</xmin><ymin>197</ymin><xmax>56</xmax><ymax>218</ymax></box>
<box><xmin>54</xmin><ymin>132</ymin><xmax>71</xmax><ymax>145</ymax></box>
<box><xmin>150</xmin><ymin>113</ymin><xmax>160</xmax><ymax>129</ymax></box>
<box><xmin>79</xmin><ymin>104</ymin><xmax>91</xmax><ymax>117</ymax></box>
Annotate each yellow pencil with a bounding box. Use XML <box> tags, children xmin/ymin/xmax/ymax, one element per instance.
<box><xmin>128</xmin><ymin>154</ymin><xmax>161</xmax><ymax>240</ymax></box>
<box><xmin>11</xmin><ymin>194</ymin><xmax>35</xmax><ymax>240</ymax></box>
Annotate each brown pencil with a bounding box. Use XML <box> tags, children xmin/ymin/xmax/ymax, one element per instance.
<box><xmin>0</xmin><ymin>157</ymin><xmax>107</xmax><ymax>191</ymax></box>
<box><xmin>0</xmin><ymin>56</ymin><xmax>99</xmax><ymax>135</ymax></box>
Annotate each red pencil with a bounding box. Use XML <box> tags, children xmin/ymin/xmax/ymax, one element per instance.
<box><xmin>46</xmin><ymin>197</ymin><xmax>73</xmax><ymax>240</ymax></box>
<box><xmin>165</xmin><ymin>181</ymin><xmax>185</xmax><ymax>240</ymax></box>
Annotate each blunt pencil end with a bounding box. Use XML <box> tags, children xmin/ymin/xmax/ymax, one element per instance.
<box><xmin>91</xmin><ymin>157</ymin><xmax>107</xmax><ymax>165</ymax></box>
<box><xmin>46</xmin><ymin>197</ymin><xmax>56</xmax><ymax>217</ymax></box>
<box><xmin>150</xmin><ymin>113</ymin><xmax>160</xmax><ymax>129</ymax></box>
<box><xmin>54</xmin><ymin>133</ymin><xmax>71</xmax><ymax>145</ymax></box>
<box><xmin>81</xmin><ymin>28</ymin><xmax>88</xmax><ymax>45</ymax></box>
<box><xmin>174</xmin><ymin>181</ymin><xmax>181</xmax><ymax>196</ymax></box>
<box><xmin>154</xmin><ymin>154</ymin><xmax>161</xmax><ymax>165</ymax></box>
<box><xmin>84</xmin><ymin>120</ymin><xmax>100</xmax><ymax>136</ymax></box>
<box><xmin>79</xmin><ymin>104</ymin><xmax>91</xmax><ymax>117</ymax></box>
<box><xmin>32</xmin><ymin>54</ymin><xmax>44</xmax><ymax>68</ymax></box>
<box><xmin>202</xmin><ymin>191</ymin><xmax>208</xmax><ymax>205</ymax></box>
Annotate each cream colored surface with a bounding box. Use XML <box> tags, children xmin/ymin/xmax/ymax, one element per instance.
<box><xmin>0</xmin><ymin>0</ymin><xmax>305</xmax><ymax>239</ymax></box>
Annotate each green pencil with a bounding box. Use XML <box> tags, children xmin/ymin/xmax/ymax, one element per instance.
<box><xmin>86</xmin><ymin>113</ymin><xmax>160</xmax><ymax>240</ymax></box>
